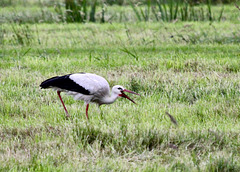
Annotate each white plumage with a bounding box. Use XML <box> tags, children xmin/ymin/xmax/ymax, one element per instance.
<box><xmin>68</xmin><ymin>73</ymin><xmax>110</xmax><ymax>103</ymax></box>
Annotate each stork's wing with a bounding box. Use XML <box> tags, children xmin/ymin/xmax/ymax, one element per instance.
<box><xmin>40</xmin><ymin>73</ymin><xmax>110</xmax><ymax>96</ymax></box>
<box><xmin>69</xmin><ymin>73</ymin><xmax>110</xmax><ymax>96</ymax></box>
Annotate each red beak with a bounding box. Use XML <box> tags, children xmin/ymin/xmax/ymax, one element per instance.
<box><xmin>119</xmin><ymin>89</ymin><xmax>140</xmax><ymax>104</ymax></box>
<box><xmin>123</xmin><ymin>89</ymin><xmax>140</xmax><ymax>96</ymax></box>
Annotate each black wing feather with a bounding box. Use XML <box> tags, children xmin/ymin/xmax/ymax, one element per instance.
<box><xmin>40</xmin><ymin>74</ymin><xmax>90</xmax><ymax>95</ymax></box>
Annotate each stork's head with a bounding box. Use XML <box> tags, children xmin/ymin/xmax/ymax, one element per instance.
<box><xmin>112</xmin><ymin>85</ymin><xmax>140</xmax><ymax>104</ymax></box>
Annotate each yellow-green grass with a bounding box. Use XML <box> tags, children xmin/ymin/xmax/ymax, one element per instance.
<box><xmin>0</xmin><ymin>21</ymin><xmax>240</xmax><ymax>171</ymax></box>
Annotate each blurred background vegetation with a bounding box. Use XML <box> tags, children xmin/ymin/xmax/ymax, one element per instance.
<box><xmin>0</xmin><ymin>0</ymin><xmax>238</xmax><ymax>24</ymax></box>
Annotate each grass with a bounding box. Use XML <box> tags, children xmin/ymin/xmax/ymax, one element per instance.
<box><xmin>0</xmin><ymin>2</ymin><xmax>240</xmax><ymax>171</ymax></box>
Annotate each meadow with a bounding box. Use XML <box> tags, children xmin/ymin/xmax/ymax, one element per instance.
<box><xmin>0</xmin><ymin>1</ymin><xmax>240</xmax><ymax>171</ymax></box>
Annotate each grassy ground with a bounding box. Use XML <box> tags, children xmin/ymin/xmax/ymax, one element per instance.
<box><xmin>1</xmin><ymin>4</ymin><xmax>240</xmax><ymax>172</ymax></box>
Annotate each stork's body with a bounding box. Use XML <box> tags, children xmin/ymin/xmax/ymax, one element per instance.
<box><xmin>40</xmin><ymin>73</ymin><xmax>139</xmax><ymax>119</ymax></box>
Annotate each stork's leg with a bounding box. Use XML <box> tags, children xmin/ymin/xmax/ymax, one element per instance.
<box><xmin>86</xmin><ymin>104</ymin><xmax>89</xmax><ymax>120</ymax></box>
<box><xmin>57</xmin><ymin>91</ymin><xmax>70</xmax><ymax>118</ymax></box>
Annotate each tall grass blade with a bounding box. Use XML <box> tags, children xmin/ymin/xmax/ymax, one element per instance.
<box><xmin>101</xmin><ymin>3</ymin><xmax>105</xmax><ymax>23</ymax></box>
<box><xmin>130</xmin><ymin>2</ymin><xmax>142</xmax><ymax>21</ymax></box>
<box><xmin>156</xmin><ymin>0</ymin><xmax>165</xmax><ymax>21</ymax></box>
<box><xmin>180</xmin><ymin>7</ymin><xmax>184</xmax><ymax>21</ymax></box>
<box><xmin>120</xmin><ymin>47</ymin><xmax>139</xmax><ymax>61</ymax></box>
<box><xmin>184</xmin><ymin>3</ymin><xmax>188</xmax><ymax>21</ymax></box>
<box><xmin>162</xmin><ymin>2</ymin><xmax>168</xmax><ymax>21</ymax></box>
<box><xmin>146</xmin><ymin>0</ymin><xmax>151</xmax><ymax>21</ymax></box>
<box><xmin>152</xmin><ymin>6</ymin><xmax>159</xmax><ymax>21</ymax></box>
<box><xmin>173</xmin><ymin>0</ymin><xmax>179</xmax><ymax>20</ymax></box>
<box><xmin>207</xmin><ymin>0</ymin><xmax>213</xmax><ymax>21</ymax></box>
<box><xmin>35</xmin><ymin>24</ymin><xmax>41</xmax><ymax>45</ymax></box>
<box><xmin>190</xmin><ymin>6</ymin><xmax>195</xmax><ymax>21</ymax></box>
<box><xmin>22</xmin><ymin>48</ymin><xmax>31</xmax><ymax>58</ymax></box>
<box><xmin>54</xmin><ymin>2</ymin><xmax>65</xmax><ymax>22</ymax></box>
<box><xmin>90</xmin><ymin>0</ymin><xmax>96</xmax><ymax>22</ymax></box>
<box><xmin>169</xmin><ymin>0</ymin><xmax>173</xmax><ymax>21</ymax></box>
<box><xmin>218</xmin><ymin>6</ymin><xmax>224</xmax><ymax>21</ymax></box>
<box><xmin>200</xmin><ymin>7</ymin><xmax>204</xmax><ymax>21</ymax></box>
<box><xmin>140</xmin><ymin>8</ymin><xmax>146</xmax><ymax>21</ymax></box>
<box><xmin>82</xmin><ymin>0</ymin><xmax>87</xmax><ymax>22</ymax></box>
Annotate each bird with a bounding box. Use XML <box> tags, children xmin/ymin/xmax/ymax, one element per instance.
<box><xmin>40</xmin><ymin>72</ymin><xmax>140</xmax><ymax>119</ymax></box>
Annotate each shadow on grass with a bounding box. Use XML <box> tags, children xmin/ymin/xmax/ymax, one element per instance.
<box><xmin>72</xmin><ymin>124</ymin><xmax>238</xmax><ymax>154</ymax></box>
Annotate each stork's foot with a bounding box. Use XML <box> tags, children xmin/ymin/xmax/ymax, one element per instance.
<box><xmin>65</xmin><ymin>114</ymin><xmax>70</xmax><ymax>120</ymax></box>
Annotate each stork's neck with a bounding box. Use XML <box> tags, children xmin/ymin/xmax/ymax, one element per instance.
<box><xmin>101</xmin><ymin>92</ymin><xmax>119</xmax><ymax>105</ymax></box>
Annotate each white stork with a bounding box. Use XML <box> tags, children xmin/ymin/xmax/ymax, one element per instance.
<box><xmin>40</xmin><ymin>72</ymin><xmax>139</xmax><ymax>119</ymax></box>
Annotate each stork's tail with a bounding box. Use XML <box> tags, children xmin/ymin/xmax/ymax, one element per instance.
<box><xmin>40</xmin><ymin>76</ymin><xmax>60</xmax><ymax>89</ymax></box>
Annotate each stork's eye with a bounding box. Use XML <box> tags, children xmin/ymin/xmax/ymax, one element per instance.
<box><xmin>118</xmin><ymin>87</ymin><xmax>122</xmax><ymax>90</ymax></box>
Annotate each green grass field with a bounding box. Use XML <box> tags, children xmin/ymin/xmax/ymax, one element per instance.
<box><xmin>1</xmin><ymin>2</ymin><xmax>240</xmax><ymax>171</ymax></box>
